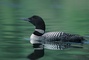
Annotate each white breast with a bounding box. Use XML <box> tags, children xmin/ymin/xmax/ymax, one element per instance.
<box><xmin>30</xmin><ymin>34</ymin><xmax>44</xmax><ymax>44</ymax></box>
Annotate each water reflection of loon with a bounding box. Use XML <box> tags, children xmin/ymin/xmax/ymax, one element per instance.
<box><xmin>21</xmin><ymin>15</ymin><xmax>87</xmax><ymax>60</ymax></box>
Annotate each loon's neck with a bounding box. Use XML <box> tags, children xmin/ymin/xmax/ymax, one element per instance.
<box><xmin>33</xmin><ymin>29</ymin><xmax>45</xmax><ymax>36</ymax></box>
<box><xmin>33</xmin><ymin>22</ymin><xmax>45</xmax><ymax>36</ymax></box>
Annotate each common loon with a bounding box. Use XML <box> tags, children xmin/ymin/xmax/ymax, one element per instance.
<box><xmin>22</xmin><ymin>15</ymin><xmax>85</xmax><ymax>60</ymax></box>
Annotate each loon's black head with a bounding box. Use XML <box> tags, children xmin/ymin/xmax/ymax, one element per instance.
<box><xmin>22</xmin><ymin>15</ymin><xmax>45</xmax><ymax>31</ymax></box>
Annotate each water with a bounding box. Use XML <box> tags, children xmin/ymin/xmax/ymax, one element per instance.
<box><xmin>0</xmin><ymin>0</ymin><xmax>89</xmax><ymax>60</ymax></box>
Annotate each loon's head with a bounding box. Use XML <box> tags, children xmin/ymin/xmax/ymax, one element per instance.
<box><xmin>22</xmin><ymin>15</ymin><xmax>45</xmax><ymax>31</ymax></box>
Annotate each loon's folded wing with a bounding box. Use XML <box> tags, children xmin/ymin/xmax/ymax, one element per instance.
<box><xmin>42</xmin><ymin>32</ymin><xmax>85</xmax><ymax>50</ymax></box>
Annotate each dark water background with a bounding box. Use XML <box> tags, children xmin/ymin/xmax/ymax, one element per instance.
<box><xmin>0</xmin><ymin>0</ymin><xmax>89</xmax><ymax>60</ymax></box>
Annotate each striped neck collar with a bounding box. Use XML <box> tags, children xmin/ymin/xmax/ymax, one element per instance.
<box><xmin>35</xmin><ymin>29</ymin><xmax>45</xmax><ymax>34</ymax></box>
<box><xmin>33</xmin><ymin>29</ymin><xmax>45</xmax><ymax>36</ymax></box>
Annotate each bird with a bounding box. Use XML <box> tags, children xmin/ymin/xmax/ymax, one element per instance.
<box><xmin>21</xmin><ymin>15</ymin><xmax>85</xmax><ymax>60</ymax></box>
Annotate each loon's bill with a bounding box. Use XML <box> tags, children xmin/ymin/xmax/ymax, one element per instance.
<box><xmin>21</xmin><ymin>18</ymin><xmax>30</xmax><ymax>21</ymax></box>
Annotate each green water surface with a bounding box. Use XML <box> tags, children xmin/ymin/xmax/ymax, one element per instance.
<box><xmin>0</xmin><ymin>0</ymin><xmax>89</xmax><ymax>60</ymax></box>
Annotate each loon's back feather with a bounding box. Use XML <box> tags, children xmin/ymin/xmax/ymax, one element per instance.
<box><xmin>42</xmin><ymin>32</ymin><xmax>84</xmax><ymax>42</ymax></box>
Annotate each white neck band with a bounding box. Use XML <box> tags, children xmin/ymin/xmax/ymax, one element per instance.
<box><xmin>35</xmin><ymin>29</ymin><xmax>45</xmax><ymax>34</ymax></box>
